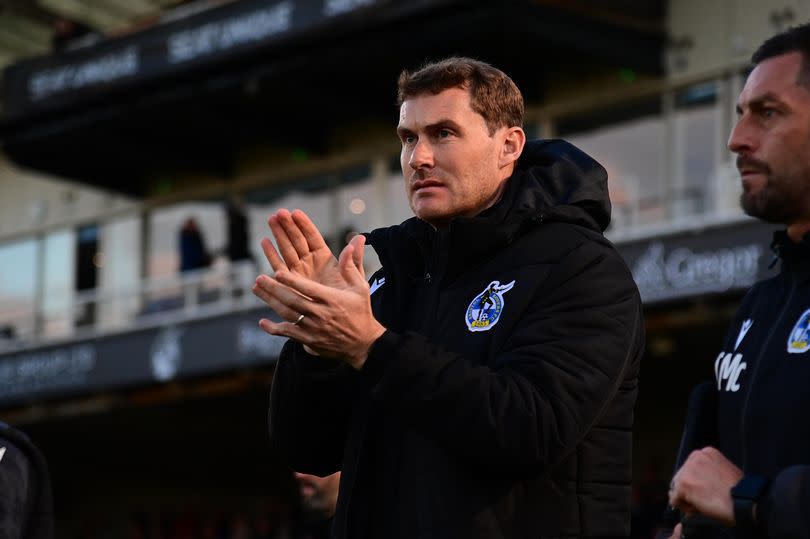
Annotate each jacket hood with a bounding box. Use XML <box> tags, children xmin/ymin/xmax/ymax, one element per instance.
<box><xmin>510</xmin><ymin>138</ymin><xmax>611</xmax><ymax>232</ymax></box>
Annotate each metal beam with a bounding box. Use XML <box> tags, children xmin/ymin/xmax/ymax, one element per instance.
<box><xmin>91</xmin><ymin>0</ymin><xmax>160</xmax><ymax>20</ymax></box>
<box><xmin>0</xmin><ymin>13</ymin><xmax>52</xmax><ymax>44</ymax></box>
<box><xmin>0</xmin><ymin>51</ymin><xmax>15</xmax><ymax>69</ymax></box>
<box><xmin>531</xmin><ymin>0</ymin><xmax>664</xmax><ymax>34</ymax></box>
<box><xmin>0</xmin><ymin>27</ymin><xmax>47</xmax><ymax>56</ymax></box>
<box><xmin>36</xmin><ymin>0</ymin><xmax>128</xmax><ymax>31</ymax></box>
<box><xmin>149</xmin><ymin>0</ymin><xmax>188</xmax><ymax>7</ymax></box>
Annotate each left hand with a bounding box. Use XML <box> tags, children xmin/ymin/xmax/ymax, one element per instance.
<box><xmin>254</xmin><ymin>234</ymin><xmax>386</xmax><ymax>369</ymax></box>
<box><xmin>669</xmin><ymin>446</ymin><xmax>743</xmax><ymax>526</ymax></box>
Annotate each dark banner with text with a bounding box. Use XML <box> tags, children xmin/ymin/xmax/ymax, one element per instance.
<box><xmin>2</xmin><ymin>0</ymin><xmax>414</xmax><ymax>119</ymax></box>
<box><xmin>0</xmin><ymin>307</ymin><xmax>284</xmax><ymax>407</ymax></box>
<box><xmin>618</xmin><ymin>220</ymin><xmax>779</xmax><ymax>304</ymax></box>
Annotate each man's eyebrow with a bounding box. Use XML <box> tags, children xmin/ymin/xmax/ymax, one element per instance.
<box><xmin>737</xmin><ymin>92</ymin><xmax>783</xmax><ymax>114</ymax></box>
<box><xmin>426</xmin><ymin>118</ymin><xmax>464</xmax><ymax>132</ymax></box>
<box><xmin>397</xmin><ymin>118</ymin><xmax>464</xmax><ymax>134</ymax></box>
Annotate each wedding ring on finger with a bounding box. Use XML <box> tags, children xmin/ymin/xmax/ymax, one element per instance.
<box><xmin>293</xmin><ymin>313</ymin><xmax>305</xmax><ymax>326</ymax></box>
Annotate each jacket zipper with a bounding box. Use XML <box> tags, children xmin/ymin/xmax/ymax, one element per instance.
<box><xmin>422</xmin><ymin>227</ymin><xmax>452</xmax><ymax>337</ymax></box>
<box><xmin>739</xmin><ymin>272</ymin><xmax>796</xmax><ymax>468</ymax></box>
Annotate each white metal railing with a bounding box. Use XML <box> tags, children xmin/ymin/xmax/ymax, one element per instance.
<box><xmin>0</xmin><ymin>259</ymin><xmax>263</xmax><ymax>353</ymax></box>
<box><xmin>606</xmin><ymin>159</ymin><xmax>748</xmax><ymax>244</ymax></box>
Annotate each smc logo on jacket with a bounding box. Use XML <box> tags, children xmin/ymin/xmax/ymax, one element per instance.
<box><xmin>716</xmin><ymin>301</ymin><xmax>810</xmax><ymax>393</ymax></box>
<box><xmin>715</xmin><ymin>319</ymin><xmax>752</xmax><ymax>392</ymax></box>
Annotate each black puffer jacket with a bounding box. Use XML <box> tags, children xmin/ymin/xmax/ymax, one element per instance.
<box><xmin>269</xmin><ymin>139</ymin><xmax>644</xmax><ymax>538</ymax></box>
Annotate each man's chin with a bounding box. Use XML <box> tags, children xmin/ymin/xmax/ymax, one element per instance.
<box><xmin>740</xmin><ymin>193</ymin><xmax>789</xmax><ymax>224</ymax></box>
<box><xmin>741</xmin><ymin>193</ymin><xmax>757</xmax><ymax>216</ymax></box>
<box><xmin>413</xmin><ymin>206</ymin><xmax>452</xmax><ymax>228</ymax></box>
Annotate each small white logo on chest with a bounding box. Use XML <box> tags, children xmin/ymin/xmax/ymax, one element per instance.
<box><xmin>465</xmin><ymin>280</ymin><xmax>516</xmax><ymax>332</ymax></box>
<box><xmin>370</xmin><ymin>277</ymin><xmax>385</xmax><ymax>295</ymax></box>
<box><xmin>735</xmin><ymin>319</ymin><xmax>753</xmax><ymax>351</ymax></box>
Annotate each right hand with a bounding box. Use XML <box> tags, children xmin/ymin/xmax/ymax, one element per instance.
<box><xmin>668</xmin><ymin>447</ymin><xmax>741</xmax><ymax>526</ymax></box>
<box><xmin>255</xmin><ymin>234</ymin><xmax>384</xmax><ymax>368</ymax></box>
<box><xmin>260</xmin><ymin>208</ymin><xmax>362</xmax><ymax>289</ymax></box>
<box><xmin>256</xmin><ymin>209</ymin><xmax>365</xmax><ymax>356</ymax></box>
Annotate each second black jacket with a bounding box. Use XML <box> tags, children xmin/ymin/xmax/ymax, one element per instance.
<box><xmin>685</xmin><ymin>231</ymin><xmax>810</xmax><ymax>539</ymax></box>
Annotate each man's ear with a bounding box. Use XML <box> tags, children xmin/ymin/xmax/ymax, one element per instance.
<box><xmin>499</xmin><ymin>127</ymin><xmax>526</xmax><ymax>169</ymax></box>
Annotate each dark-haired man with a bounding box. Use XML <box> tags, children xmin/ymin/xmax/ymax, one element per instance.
<box><xmin>668</xmin><ymin>23</ymin><xmax>810</xmax><ymax>539</ymax></box>
<box><xmin>254</xmin><ymin>57</ymin><xmax>644</xmax><ymax>538</ymax></box>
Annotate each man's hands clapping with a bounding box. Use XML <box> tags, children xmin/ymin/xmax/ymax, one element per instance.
<box><xmin>252</xmin><ymin>209</ymin><xmax>386</xmax><ymax>369</ymax></box>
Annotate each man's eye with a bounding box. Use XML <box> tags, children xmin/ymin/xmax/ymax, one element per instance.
<box><xmin>403</xmin><ymin>135</ymin><xmax>415</xmax><ymax>144</ymax></box>
<box><xmin>438</xmin><ymin>129</ymin><xmax>451</xmax><ymax>138</ymax></box>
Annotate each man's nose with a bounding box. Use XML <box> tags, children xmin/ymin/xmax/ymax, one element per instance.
<box><xmin>409</xmin><ymin>139</ymin><xmax>434</xmax><ymax>169</ymax></box>
<box><xmin>728</xmin><ymin>118</ymin><xmax>756</xmax><ymax>155</ymax></box>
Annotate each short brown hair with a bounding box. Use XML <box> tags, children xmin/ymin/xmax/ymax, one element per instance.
<box><xmin>397</xmin><ymin>57</ymin><xmax>524</xmax><ymax>135</ymax></box>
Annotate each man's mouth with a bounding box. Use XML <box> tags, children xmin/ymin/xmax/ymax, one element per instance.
<box><xmin>412</xmin><ymin>179</ymin><xmax>444</xmax><ymax>191</ymax></box>
<box><xmin>736</xmin><ymin>157</ymin><xmax>769</xmax><ymax>179</ymax></box>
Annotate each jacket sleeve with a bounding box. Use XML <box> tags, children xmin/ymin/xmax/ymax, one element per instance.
<box><xmin>268</xmin><ymin>339</ymin><xmax>359</xmax><ymax>476</ymax></box>
<box><xmin>0</xmin><ymin>440</ymin><xmax>30</xmax><ymax>539</ymax></box>
<box><xmin>358</xmin><ymin>238</ymin><xmax>643</xmax><ymax>475</ymax></box>
<box><xmin>750</xmin><ymin>466</ymin><xmax>810</xmax><ymax>538</ymax></box>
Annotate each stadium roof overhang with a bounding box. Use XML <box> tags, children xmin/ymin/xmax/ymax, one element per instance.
<box><xmin>0</xmin><ymin>0</ymin><xmax>665</xmax><ymax>198</ymax></box>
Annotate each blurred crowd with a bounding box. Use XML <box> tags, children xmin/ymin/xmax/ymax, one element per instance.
<box><xmin>67</xmin><ymin>470</ymin><xmax>340</xmax><ymax>539</ymax></box>
<box><xmin>71</xmin><ymin>505</ymin><xmax>299</xmax><ymax>539</ymax></box>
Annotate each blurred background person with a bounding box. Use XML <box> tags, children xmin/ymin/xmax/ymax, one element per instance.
<box><xmin>178</xmin><ymin>217</ymin><xmax>211</xmax><ymax>273</ymax></box>
<box><xmin>226</xmin><ymin>197</ymin><xmax>253</xmax><ymax>267</ymax></box>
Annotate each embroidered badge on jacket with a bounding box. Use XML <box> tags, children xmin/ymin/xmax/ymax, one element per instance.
<box><xmin>788</xmin><ymin>307</ymin><xmax>810</xmax><ymax>354</ymax></box>
<box><xmin>465</xmin><ymin>280</ymin><xmax>516</xmax><ymax>332</ymax></box>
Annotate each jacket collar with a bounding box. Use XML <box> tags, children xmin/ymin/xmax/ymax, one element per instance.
<box><xmin>773</xmin><ymin>230</ymin><xmax>810</xmax><ymax>278</ymax></box>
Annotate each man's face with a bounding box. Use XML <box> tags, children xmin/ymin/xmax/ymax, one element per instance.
<box><xmin>729</xmin><ymin>51</ymin><xmax>810</xmax><ymax>225</ymax></box>
<box><xmin>397</xmin><ymin>87</ymin><xmax>513</xmax><ymax>228</ymax></box>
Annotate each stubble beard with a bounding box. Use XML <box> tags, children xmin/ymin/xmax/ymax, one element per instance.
<box><xmin>740</xmin><ymin>172</ymin><xmax>802</xmax><ymax>224</ymax></box>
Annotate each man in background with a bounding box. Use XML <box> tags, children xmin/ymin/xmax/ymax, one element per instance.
<box><xmin>668</xmin><ymin>23</ymin><xmax>810</xmax><ymax>539</ymax></box>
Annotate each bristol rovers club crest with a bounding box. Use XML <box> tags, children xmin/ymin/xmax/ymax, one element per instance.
<box><xmin>465</xmin><ymin>280</ymin><xmax>516</xmax><ymax>332</ymax></box>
